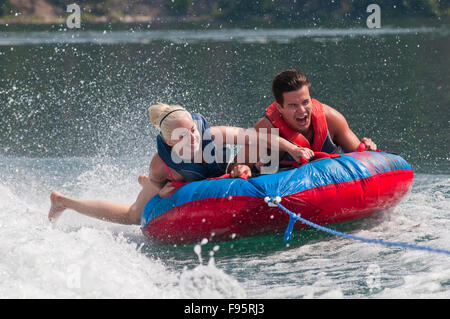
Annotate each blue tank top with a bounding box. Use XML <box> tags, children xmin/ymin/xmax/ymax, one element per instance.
<box><xmin>156</xmin><ymin>113</ymin><xmax>230</xmax><ymax>182</ymax></box>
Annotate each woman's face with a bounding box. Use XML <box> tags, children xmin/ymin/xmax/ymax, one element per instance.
<box><xmin>167</xmin><ymin>116</ymin><xmax>201</xmax><ymax>161</ymax></box>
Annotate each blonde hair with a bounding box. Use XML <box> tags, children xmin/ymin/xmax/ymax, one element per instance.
<box><xmin>148</xmin><ymin>102</ymin><xmax>190</xmax><ymax>140</ymax></box>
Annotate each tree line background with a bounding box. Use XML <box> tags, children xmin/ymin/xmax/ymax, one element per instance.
<box><xmin>0</xmin><ymin>0</ymin><xmax>448</xmax><ymax>24</ymax></box>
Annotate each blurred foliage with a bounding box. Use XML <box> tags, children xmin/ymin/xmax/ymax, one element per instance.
<box><xmin>0</xmin><ymin>0</ymin><xmax>11</xmax><ymax>16</ymax></box>
<box><xmin>209</xmin><ymin>0</ymin><xmax>450</xmax><ymax>20</ymax></box>
<box><xmin>166</xmin><ymin>0</ymin><xmax>193</xmax><ymax>15</ymax></box>
<box><xmin>0</xmin><ymin>0</ymin><xmax>448</xmax><ymax>21</ymax></box>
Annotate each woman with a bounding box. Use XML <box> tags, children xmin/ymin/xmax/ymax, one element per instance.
<box><xmin>48</xmin><ymin>103</ymin><xmax>313</xmax><ymax>226</ymax></box>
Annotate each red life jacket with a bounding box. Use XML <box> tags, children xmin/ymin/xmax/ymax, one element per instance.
<box><xmin>265</xmin><ymin>98</ymin><xmax>329</xmax><ymax>152</ymax></box>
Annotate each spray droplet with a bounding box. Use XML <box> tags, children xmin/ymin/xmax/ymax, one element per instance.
<box><xmin>194</xmin><ymin>244</ymin><xmax>202</xmax><ymax>264</ymax></box>
<box><xmin>208</xmin><ymin>246</ymin><xmax>219</xmax><ymax>266</ymax></box>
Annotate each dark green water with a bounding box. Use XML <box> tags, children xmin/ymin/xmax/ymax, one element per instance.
<box><xmin>1</xmin><ymin>21</ymin><xmax>450</xmax><ymax>298</ymax></box>
<box><xmin>1</xmin><ymin>22</ymin><xmax>449</xmax><ymax>173</ymax></box>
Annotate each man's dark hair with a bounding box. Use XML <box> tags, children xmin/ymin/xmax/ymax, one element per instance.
<box><xmin>272</xmin><ymin>69</ymin><xmax>311</xmax><ymax>106</ymax></box>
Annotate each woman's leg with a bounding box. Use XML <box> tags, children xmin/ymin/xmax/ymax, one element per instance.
<box><xmin>48</xmin><ymin>175</ymin><xmax>159</xmax><ymax>226</ymax></box>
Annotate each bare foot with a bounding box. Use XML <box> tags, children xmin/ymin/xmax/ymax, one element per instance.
<box><xmin>48</xmin><ymin>191</ymin><xmax>67</xmax><ymax>222</ymax></box>
<box><xmin>138</xmin><ymin>174</ymin><xmax>149</xmax><ymax>187</ymax></box>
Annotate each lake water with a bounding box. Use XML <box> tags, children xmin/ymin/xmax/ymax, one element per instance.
<box><xmin>0</xmin><ymin>22</ymin><xmax>449</xmax><ymax>298</ymax></box>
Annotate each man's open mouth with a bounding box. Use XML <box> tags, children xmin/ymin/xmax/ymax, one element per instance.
<box><xmin>296</xmin><ymin>115</ymin><xmax>309</xmax><ymax>126</ymax></box>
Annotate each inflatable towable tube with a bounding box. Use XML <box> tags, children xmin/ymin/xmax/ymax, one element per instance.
<box><xmin>141</xmin><ymin>151</ymin><xmax>413</xmax><ymax>244</ymax></box>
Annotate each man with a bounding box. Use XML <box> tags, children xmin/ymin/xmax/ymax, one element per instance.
<box><xmin>231</xmin><ymin>69</ymin><xmax>377</xmax><ymax>177</ymax></box>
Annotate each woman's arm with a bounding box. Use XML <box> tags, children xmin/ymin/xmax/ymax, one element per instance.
<box><xmin>210</xmin><ymin>126</ymin><xmax>314</xmax><ymax>163</ymax></box>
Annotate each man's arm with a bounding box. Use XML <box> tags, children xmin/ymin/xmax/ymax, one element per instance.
<box><xmin>323</xmin><ymin>104</ymin><xmax>377</xmax><ymax>152</ymax></box>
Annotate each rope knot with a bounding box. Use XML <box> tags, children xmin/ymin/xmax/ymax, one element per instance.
<box><xmin>264</xmin><ymin>196</ymin><xmax>281</xmax><ymax>207</ymax></box>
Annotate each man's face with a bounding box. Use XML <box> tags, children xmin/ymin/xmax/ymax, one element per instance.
<box><xmin>277</xmin><ymin>86</ymin><xmax>313</xmax><ymax>134</ymax></box>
